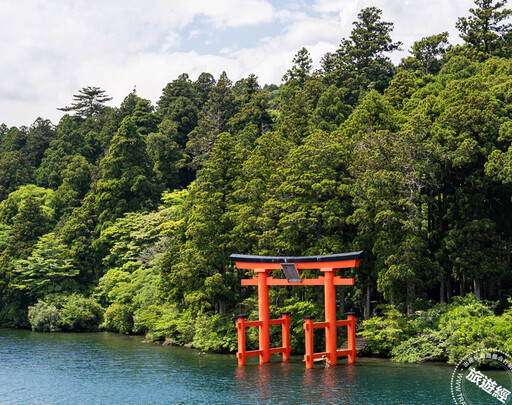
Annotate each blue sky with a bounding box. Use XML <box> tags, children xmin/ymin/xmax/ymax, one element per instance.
<box><xmin>0</xmin><ymin>0</ymin><xmax>477</xmax><ymax>127</ymax></box>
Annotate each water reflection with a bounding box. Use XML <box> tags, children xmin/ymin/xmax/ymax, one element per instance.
<box><xmin>302</xmin><ymin>362</ymin><xmax>354</xmax><ymax>404</ymax></box>
<box><xmin>1</xmin><ymin>330</ymin><xmax>459</xmax><ymax>404</ymax></box>
<box><xmin>343</xmin><ymin>362</ymin><xmax>357</xmax><ymax>402</ymax></box>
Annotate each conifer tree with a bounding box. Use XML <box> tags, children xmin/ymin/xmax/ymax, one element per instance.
<box><xmin>59</xmin><ymin>87</ymin><xmax>113</xmax><ymax>118</ymax></box>
<box><xmin>95</xmin><ymin>117</ymin><xmax>156</xmax><ymax>227</ymax></box>
<box><xmin>456</xmin><ymin>0</ymin><xmax>512</xmax><ymax>56</ymax></box>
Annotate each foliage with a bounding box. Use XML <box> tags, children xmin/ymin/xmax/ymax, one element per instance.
<box><xmin>104</xmin><ymin>302</ymin><xmax>133</xmax><ymax>334</ymax></box>
<box><xmin>1</xmin><ymin>3</ymin><xmax>512</xmax><ymax>365</ymax></box>
<box><xmin>95</xmin><ymin>116</ymin><xmax>157</xmax><ymax>227</ymax></box>
<box><xmin>360</xmin><ymin>295</ymin><xmax>512</xmax><ymax>364</ymax></box>
<box><xmin>281</xmin><ymin>299</ymin><xmax>325</xmax><ymax>353</ymax></box>
<box><xmin>0</xmin><ymin>184</ymin><xmax>56</xmax><ymax>225</ymax></box>
<box><xmin>11</xmin><ymin>232</ymin><xmax>78</xmax><ymax>298</ymax></box>
<box><xmin>357</xmin><ymin>306</ymin><xmax>414</xmax><ymax>356</ymax></box>
<box><xmin>27</xmin><ymin>295</ymin><xmax>104</xmax><ymax>332</ymax></box>
<box><xmin>401</xmin><ymin>32</ymin><xmax>451</xmax><ymax>74</ymax></box>
<box><xmin>282</xmin><ymin>47</ymin><xmax>312</xmax><ymax>84</ymax></box>
<box><xmin>58</xmin><ymin>87</ymin><xmax>113</xmax><ymax>118</ymax></box>
<box><xmin>27</xmin><ymin>300</ymin><xmax>61</xmax><ymax>332</ymax></box>
<box><xmin>192</xmin><ymin>314</ymin><xmax>238</xmax><ymax>352</ymax></box>
<box><xmin>135</xmin><ymin>303</ymin><xmax>195</xmax><ymax>344</ymax></box>
<box><xmin>58</xmin><ymin>294</ymin><xmax>104</xmax><ymax>332</ymax></box>
<box><xmin>456</xmin><ymin>0</ymin><xmax>512</xmax><ymax>57</ymax></box>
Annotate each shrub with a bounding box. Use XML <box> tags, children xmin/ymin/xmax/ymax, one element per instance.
<box><xmin>365</xmin><ymin>295</ymin><xmax>508</xmax><ymax>364</ymax></box>
<box><xmin>135</xmin><ymin>304</ymin><xmax>195</xmax><ymax>344</ymax></box>
<box><xmin>435</xmin><ymin>295</ymin><xmax>498</xmax><ymax>363</ymax></box>
<box><xmin>391</xmin><ymin>329</ymin><xmax>448</xmax><ymax>363</ymax></box>
<box><xmin>357</xmin><ymin>305</ymin><xmax>413</xmax><ymax>356</ymax></box>
<box><xmin>27</xmin><ymin>300</ymin><xmax>61</xmax><ymax>332</ymax></box>
<box><xmin>280</xmin><ymin>299</ymin><xmax>325</xmax><ymax>354</ymax></box>
<box><xmin>192</xmin><ymin>314</ymin><xmax>237</xmax><ymax>352</ymax></box>
<box><xmin>104</xmin><ymin>302</ymin><xmax>134</xmax><ymax>334</ymax></box>
<box><xmin>59</xmin><ymin>294</ymin><xmax>104</xmax><ymax>331</ymax></box>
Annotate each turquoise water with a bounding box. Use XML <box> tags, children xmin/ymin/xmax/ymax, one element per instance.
<box><xmin>0</xmin><ymin>329</ymin><xmax>486</xmax><ymax>404</ymax></box>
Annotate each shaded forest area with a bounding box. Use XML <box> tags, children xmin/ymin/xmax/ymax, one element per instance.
<box><xmin>2</xmin><ymin>0</ymin><xmax>512</xmax><ymax>361</ymax></box>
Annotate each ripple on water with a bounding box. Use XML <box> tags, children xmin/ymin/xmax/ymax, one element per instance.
<box><xmin>0</xmin><ymin>330</ymin><xmax>459</xmax><ymax>404</ymax></box>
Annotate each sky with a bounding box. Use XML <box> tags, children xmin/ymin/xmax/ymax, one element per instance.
<box><xmin>0</xmin><ymin>0</ymin><xmax>477</xmax><ymax>127</ymax></box>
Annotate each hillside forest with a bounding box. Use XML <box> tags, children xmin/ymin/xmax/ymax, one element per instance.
<box><xmin>2</xmin><ymin>0</ymin><xmax>512</xmax><ymax>363</ymax></box>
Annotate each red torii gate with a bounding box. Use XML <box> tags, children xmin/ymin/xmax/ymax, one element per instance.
<box><xmin>230</xmin><ymin>251</ymin><xmax>362</xmax><ymax>369</ymax></box>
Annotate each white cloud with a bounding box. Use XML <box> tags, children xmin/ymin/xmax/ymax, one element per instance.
<box><xmin>0</xmin><ymin>0</ymin><xmax>487</xmax><ymax>126</ymax></box>
<box><xmin>194</xmin><ymin>0</ymin><xmax>276</xmax><ymax>28</ymax></box>
<box><xmin>160</xmin><ymin>33</ymin><xmax>183</xmax><ymax>53</ymax></box>
<box><xmin>310</xmin><ymin>0</ymin><xmax>476</xmax><ymax>61</ymax></box>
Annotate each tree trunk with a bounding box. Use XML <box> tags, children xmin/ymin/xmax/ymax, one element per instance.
<box><xmin>338</xmin><ymin>288</ymin><xmax>346</xmax><ymax>339</ymax></box>
<box><xmin>364</xmin><ymin>285</ymin><xmax>371</xmax><ymax>320</ymax></box>
<box><xmin>219</xmin><ymin>298</ymin><xmax>226</xmax><ymax>315</ymax></box>
<box><xmin>440</xmin><ymin>277</ymin><xmax>446</xmax><ymax>303</ymax></box>
<box><xmin>508</xmin><ymin>235</ymin><xmax>511</xmax><ymax>269</ymax></box>
<box><xmin>446</xmin><ymin>277</ymin><xmax>452</xmax><ymax>302</ymax></box>
<box><xmin>317</xmin><ymin>290</ymin><xmax>324</xmax><ymax>304</ymax></box>
<box><xmin>406</xmin><ymin>281</ymin><xmax>415</xmax><ymax>316</ymax></box>
<box><xmin>339</xmin><ymin>287</ymin><xmax>345</xmax><ymax>315</ymax></box>
<box><xmin>474</xmin><ymin>278</ymin><xmax>482</xmax><ymax>301</ymax></box>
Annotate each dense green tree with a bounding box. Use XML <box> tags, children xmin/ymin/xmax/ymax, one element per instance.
<box><xmin>195</xmin><ymin>72</ymin><xmax>216</xmax><ymax>105</ymax></box>
<box><xmin>0</xmin><ymin>126</ymin><xmax>27</xmax><ymax>154</ymax></box>
<box><xmin>325</xmin><ymin>7</ymin><xmax>402</xmax><ymax>97</ymax></box>
<box><xmin>350</xmin><ymin>126</ymin><xmax>441</xmax><ymax>315</ymax></box>
<box><xmin>186</xmin><ymin>72</ymin><xmax>235</xmax><ymax>169</ymax></box>
<box><xmin>58</xmin><ymin>196</ymin><xmax>100</xmax><ymax>283</ymax></box>
<box><xmin>229</xmin><ymin>74</ymin><xmax>272</xmax><ymax>147</ymax></box>
<box><xmin>383</xmin><ymin>70</ymin><xmax>420</xmax><ymax>110</ymax></box>
<box><xmin>278</xmin><ymin>77</ymin><xmax>325</xmax><ymax>142</ymax></box>
<box><xmin>401</xmin><ymin>32</ymin><xmax>451</xmax><ymax>75</ymax></box>
<box><xmin>118</xmin><ymin>89</ymin><xmax>142</xmax><ymax>119</ymax></box>
<box><xmin>93</xmin><ymin>191</ymin><xmax>186</xmax><ymax>334</ymax></box>
<box><xmin>0</xmin><ymin>185</ymin><xmax>56</xmax><ymax>226</ymax></box>
<box><xmin>34</xmin><ymin>115</ymin><xmax>86</xmax><ymax>189</ymax></box>
<box><xmin>0</xmin><ymin>151</ymin><xmax>32</xmax><ymax>201</ymax></box>
<box><xmin>55</xmin><ymin>155</ymin><xmax>93</xmax><ymax>211</ymax></box>
<box><xmin>25</xmin><ymin>118</ymin><xmax>56</xmax><ymax>167</ymax></box>
<box><xmin>310</xmin><ymin>85</ymin><xmax>352</xmax><ymax>131</ymax></box>
<box><xmin>0</xmin><ymin>195</ymin><xmax>54</xmax><ymax>321</ymax></box>
<box><xmin>282</xmin><ymin>47</ymin><xmax>312</xmax><ymax>84</ymax></box>
<box><xmin>11</xmin><ymin>233</ymin><xmax>78</xmax><ymax>299</ymax></box>
<box><xmin>95</xmin><ymin>117</ymin><xmax>157</xmax><ymax>227</ymax></box>
<box><xmin>131</xmin><ymin>99</ymin><xmax>158</xmax><ymax>136</ymax></box>
<box><xmin>229</xmin><ymin>130</ymin><xmax>293</xmax><ymax>255</ymax></box>
<box><xmin>162</xmin><ymin>132</ymin><xmax>242</xmax><ymax>315</ymax></box>
<box><xmin>257</xmin><ymin>130</ymin><xmax>353</xmax><ymax>255</ymax></box>
<box><xmin>146</xmin><ymin>122</ymin><xmax>182</xmax><ymax>192</ymax></box>
<box><xmin>445</xmin><ymin>219</ymin><xmax>506</xmax><ymax>299</ymax></box>
<box><xmin>162</xmin><ymin>97</ymin><xmax>198</xmax><ymax>148</ymax></box>
<box><xmin>82</xmin><ymin>109</ymin><xmax>120</xmax><ymax>163</ymax></box>
<box><xmin>2</xmin><ymin>197</ymin><xmax>53</xmax><ymax>260</ymax></box>
<box><xmin>157</xmin><ymin>73</ymin><xmax>197</xmax><ymax>117</ymax></box>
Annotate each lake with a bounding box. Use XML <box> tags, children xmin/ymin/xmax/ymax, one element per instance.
<box><xmin>0</xmin><ymin>329</ymin><xmax>490</xmax><ymax>404</ymax></box>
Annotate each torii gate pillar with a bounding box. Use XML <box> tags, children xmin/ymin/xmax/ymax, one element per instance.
<box><xmin>257</xmin><ymin>269</ymin><xmax>270</xmax><ymax>363</ymax></box>
<box><xmin>323</xmin><ymin>268</ymin><xmax>338</xmax><ymax>365</ymax></box>
<box><xmin>231</xmin><ymin>251</ymin><xmax>362</xmax><ymax>368</ymax></box>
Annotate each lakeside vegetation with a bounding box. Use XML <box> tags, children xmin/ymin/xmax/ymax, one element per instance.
<box><xmin>2</xmin><ymin>0</ymin><xmax>512</xmax><ymax>363</ymax></box>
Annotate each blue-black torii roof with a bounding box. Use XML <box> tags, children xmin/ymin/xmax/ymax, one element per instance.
<box><xmin>229</xmin><ymin>251</ymin><xmax>363</xmax><ymax>264</ymax></box>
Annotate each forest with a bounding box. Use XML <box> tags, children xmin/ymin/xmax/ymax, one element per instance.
<box><xmin>2</xmin><ymin>0</ymin><xmax>512</xmax><ymax>363</ymax></box>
